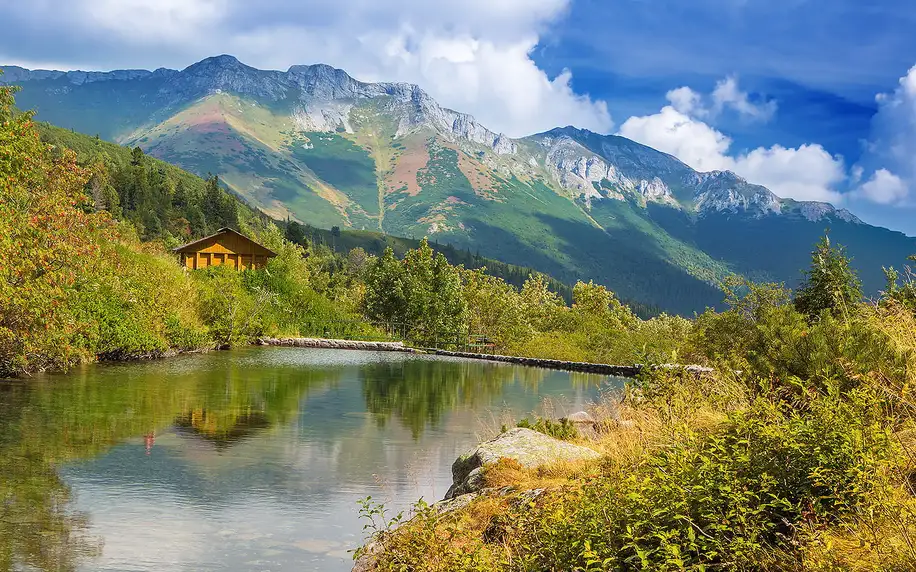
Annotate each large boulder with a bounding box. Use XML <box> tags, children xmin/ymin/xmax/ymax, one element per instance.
<box><xmin>446</xmin><ymin>428</ymin><xmax>601</xmax><ymax>498</ymax></box>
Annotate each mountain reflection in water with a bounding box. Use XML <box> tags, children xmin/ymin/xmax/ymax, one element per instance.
<box><xmin>0</xmin><ymin>347</ymin><xmax>622</xmax><ymax>572</ymax></box>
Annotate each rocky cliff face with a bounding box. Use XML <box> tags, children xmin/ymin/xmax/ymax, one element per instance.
<box><xmin>3</xmin><ymin>55</ymin><xmax>869</xmax><ymax>231</ymax></box>
<box><xmin>0</xmin><ymin>55</ymin><xmax>862</xmax><ymax>225</ymax></box>
<box><xmin>530</xmin><ymin>128</ymin><xmax>861</xmax><ymax>224</ymax></box>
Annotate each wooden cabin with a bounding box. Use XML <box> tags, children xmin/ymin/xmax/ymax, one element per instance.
<box><xmin>173</xmin><ymin>228</ymin><xmax>277</xmax><ymax>271</ymax></box>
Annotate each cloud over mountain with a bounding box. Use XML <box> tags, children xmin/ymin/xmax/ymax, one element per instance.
<box><xmin>618</xmin><ymin>78</ymin><xmax>845</xmax><ymax>203</ymax></box>
<box><xmin>0</xmin><ymin>0</ymin><xmax>612</xmax><ymax>138</ymax></box>
<box><xmin>854</xmin><ymin>65</ymin><xmax>916</xmax><ymax>206</ymax></box>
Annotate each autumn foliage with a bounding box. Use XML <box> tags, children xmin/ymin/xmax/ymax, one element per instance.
<box><xmin>0</xmin><ymin>84</ymin><xmax>206</xmax><ymax>376</ymax></box>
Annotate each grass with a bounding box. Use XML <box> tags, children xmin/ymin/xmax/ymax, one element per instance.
<box><xmin>291</xmin><ymin>132</ymin><xmax>379</xmax><ymax>217</ymax></box>
<box><xmin>356</xmin><ymin>300</ymin><xmax>916</xmax><ymax>572</ymax></box>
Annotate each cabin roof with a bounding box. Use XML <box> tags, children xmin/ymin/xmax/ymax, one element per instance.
<box><xmin>172</xmin><ymin>227</ymin><xmax>277</xmax><ymax>256</ymax></box>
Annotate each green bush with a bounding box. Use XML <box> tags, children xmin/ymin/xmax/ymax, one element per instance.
<box><xmin>507</xmin><ymin>384</ymin><xmax>893</xmax><ymax>571</ymax></box>
<box><xmin>193</xmin><ymin>266</ymin><xmax>269</xmax><ymax>347</ymax></box>
<box><xmin>512</xmin><ymin>417</ymin><xmax>579</xmax><ymax>441</ymax></box>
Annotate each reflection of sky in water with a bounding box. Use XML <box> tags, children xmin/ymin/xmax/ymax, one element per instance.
<box><xmin>36</xmin><ymin>348</ymin><xmax>624</xmax><ymax>571</ymax></box>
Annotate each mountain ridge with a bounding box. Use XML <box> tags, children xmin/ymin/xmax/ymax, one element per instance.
<box><xmin>4</xmin><ymin>55</ymin><xmax>913</xmax><ymax>314</ymax></box>
<box><xmin>0</xmin><ymin>56</ymin><xmax>863</xmax><ymax>224</ymax></box>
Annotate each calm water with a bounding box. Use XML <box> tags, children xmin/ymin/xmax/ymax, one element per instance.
<box><xmin>0</xmin><ymin>347</ymin><xmax>623</xmax><ymax>572</ymax></box>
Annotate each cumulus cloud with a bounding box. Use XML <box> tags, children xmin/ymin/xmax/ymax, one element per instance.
<box><xmin>0</xmin><ymin>0</ymin><xmax>612</xmax><ymax>137</ymax></box>
<box><xmin>661</xmin><ymin>77</ymin><xmax>774</xmax><ymax>123</ymax></box>
<box><xmin>619</xmin><ymin>105</ymin><xmax>732</xmax><ymax>172</ymax></box>
<box><xmin>734</xmin><ymin>144</ymin><xmax>845</xmax><ymax>203</ymax></box>
<box><xmin>853</xmin><ymin>65</ymin><xmax>916</xmax><ymax>206</ymax></box>
<box><xmin>619</xmin><ymin>84</ymin><xmax>844</xmax><ymax>203</ymax></box>
<box><xmin>665</xmin><ymin>87</ymin><xmax>707</xmax><ymax>117</ymax></box>
<box><xmin>856</xmin><ymin>169</ymin><xmax>908</xmax><ymax>204</ymax></box>
<box><xmin>711</xmin><ymin>76</ymin><xmax>777</xmax><ymax>121</ymax></box>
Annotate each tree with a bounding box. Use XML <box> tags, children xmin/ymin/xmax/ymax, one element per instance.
<box><xmin>285</xmin><ymin>220</ymin><xmax>306</xmax><ymax>245</ymax></box>
<box><xmin>794</xmin><ymin>235</ymin><xmax>862</xmax><ymax>320</ymax></box>
<box><xmin>345</xmin><ymin>247</ymin><xmax>370</xmax><ymax>279</ymax></box>
<box><xmin>0</xmin><ymin>82</ymin><xmax>108</xmax><ymax>374</ymax></box>
<box><xmin>363</xmin><ymin>247</ymin><xmax>407</xmax><ymax>325</ymax></box>
<box><xmin>362</xmin><ymin>239</ymin><xmax>467</xmax><ymax>346</ymax></box>
<box><xmin>130</xmin><ymin>146</ymin><xmax>144</xmax><ymax>166</ymax></box>
<box><xmin>882</xmin><ymin>255</ymin><xmax>916</xmax><ymax>311</ymax></box>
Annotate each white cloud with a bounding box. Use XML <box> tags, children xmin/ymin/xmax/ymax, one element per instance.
<box><xmin>13</xmin><ymin>0</ymin><xmax>611</xmax><ymax>138</ymax></box>
<box><xmin>619</xmin><ymin>105</ymin><xmax>732</xmax><ymax>172</ymax></box>
<box><xmin>665</xmin><ymin>87</ymin><xmax>706</xmax><ymax>117</ymax></box>
<box><xmin>856</xmin><ymin>169</ymin><xmax>909</xmax><ymax>205</ymax></box>
<box><xmin>734</xmin><ymin>144</ymin><xmax>844</xmax><ymax>203</ymax></box>
<box><xmin>619</xmin><ymin>98</ymin><xmax>844</xmax><ymax>203</ymax></box>
<box><xmin>662</xmin><ymin>77</ymin><xmax>775</xmax><ymax>123</ymax></box>
<box><xmin>854</xmin><ymin>65</ymin><xmax>916</xmax><ymax>206</ymax></box>
<box><xmin>711</xmin><ymin>76</ymin><xmax>777</xmax><ymax>121</ymax></box>
<box><xmin>81</xmin><ymin>0</ymin><xmax>229</xmax><ymax>43</ymax></box>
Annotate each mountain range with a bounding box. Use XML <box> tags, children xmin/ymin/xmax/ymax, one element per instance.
<box><xmin>4</xmin><ymin>55</ymin><xmax>914</xmax><ymax>313</ymax></box>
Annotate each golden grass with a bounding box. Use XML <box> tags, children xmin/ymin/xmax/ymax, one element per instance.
<box><xmin>368</xmin><ymin>305</ymin><xmax>916</xmax><ymax>571</ymax></box>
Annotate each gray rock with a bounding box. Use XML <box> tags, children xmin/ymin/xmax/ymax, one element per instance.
<box><xmin>446</xmin><ymin>428</ymin><xmax>601</xmax><ymax>499</ymax></box>
<box><xmin>351</xmin><ymin>539</ymin><xmax>384</xmax><ymax>572</ymax></box>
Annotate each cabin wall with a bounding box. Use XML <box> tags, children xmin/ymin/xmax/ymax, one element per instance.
<box><xmin>178</xmin><ymin>235</ymin><xmax>273</xmax><ymax>271</ymax></box>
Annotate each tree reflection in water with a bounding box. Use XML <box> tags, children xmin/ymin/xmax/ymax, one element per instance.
<box><xmin>0</xmin><ymin>350</ymin><xmax>609</xmax><ymax>570</ymax></box>
<box><xmin>0</xmin><ymin>358</ymin><xmax>340</xmax><ymax>570</ymax></box>
<box><xmin>361</xmin><ymin>359</ymin><xmax>557</xmax><ymax>438</ymax></box>
<box><xmin>1</xmin><ymin>382</ymin><xmax>102</xmax><ymax>572</ymax></box>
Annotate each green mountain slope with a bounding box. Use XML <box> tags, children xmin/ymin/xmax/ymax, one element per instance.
<box><xmin>38</xmin><ymin>121</ymin><xmax>591</xmax><ymax>311</ymax></box>
<box><xmin>7</xmin><ymin>56</ymin><xmax>915</xmax><ymax>313</ymax></box>
<box><xmin>36</xmin><ymin>122</ymin><xmax>269</xmax><ymax>240</ymax></box>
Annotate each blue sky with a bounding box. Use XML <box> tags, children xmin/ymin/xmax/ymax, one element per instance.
<box><xmin>532</xmin><ymin>0</ymin><xmax>916</xmax><ymax>232</ymax></box>
<box><xmin>536</xmin><ymin>0</ymin><xmax>913</xmax><ymax>161</ymax></box>
<box><xmin>1</xmin><ymin>0</ymin><xmax>915</xmax><ymax>234</ymax></box>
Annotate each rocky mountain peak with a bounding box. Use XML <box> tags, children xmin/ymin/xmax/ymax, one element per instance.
<box><xmin>1</xmin><ymin>55</ymin><xmax>871</xmax><ymax>228</ymax></box>
<box><xmin>162</xmin><ymin>55</ymin><xmax>285</xmax><ymax>103</ymax></box>
<box><xmin>186</xmin><ymin>54</ymin><xmax>243</xmax><ymax>69</ymax></box>
<box><xmin>286</xmin><ymin>63</ymin><xmax>366</xmax><ymax>100</ymax></box>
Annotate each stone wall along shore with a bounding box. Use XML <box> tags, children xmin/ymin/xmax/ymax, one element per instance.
<box><xmin>258</xmin><ymin>337</ymin><xmax>415</xmax><ymax>352</ymax></box>
<box><xmin>431</xmin><ymin>349</ymin><xmax>712</xmax><ymax>378</ymax></box>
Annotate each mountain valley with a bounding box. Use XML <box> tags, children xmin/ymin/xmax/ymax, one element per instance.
<box><xmin>5</xmin><ymin>55</ymin><xmax>913</xmax><ymax>313</ymax></box>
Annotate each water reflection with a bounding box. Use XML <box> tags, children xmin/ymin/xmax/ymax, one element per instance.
<box><xmin>0</xmin><ymin>383</ymin><xmax>102</xmax><ymax>572</ymax></box>
<box><xmin>0</xmin><ymin>348</ymin><xmax>619</xmax><ymax>572</ymax></box>
<box><xmin>361</xmin><ymin>359</ymin><xmax>523</xmax><ymax>438</ymax></box>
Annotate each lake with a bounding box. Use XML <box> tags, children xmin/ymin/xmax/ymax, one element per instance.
<box><xmin>0</xmin><ymin>347</ymin><xmax>625</xmax><ymax>572</ymax></box>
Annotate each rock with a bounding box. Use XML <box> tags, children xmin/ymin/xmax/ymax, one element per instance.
<box><xmin>432</xmin><ymin>491</ymin><xmax>481</xmax><ymax>514</ymax></box>
<box><xmin>446</xmin><ymin>428</ymin><xmax>601</xmax><ymax>499</ymax></box>
<box><xmin>351</xmin><ymin>539</ymin><xmax>384</xmax><ymax>572</ymax></box>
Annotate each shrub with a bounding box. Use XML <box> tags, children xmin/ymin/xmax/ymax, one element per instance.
<box><xmin>506</xmin><ymin>384</ymin><xmax>894</xmax><ymax>571</ymax></box>
<box><xmin>511</xmin><ymin>417</ymin><xmax>579</xmax><ymax>441</ymax></box>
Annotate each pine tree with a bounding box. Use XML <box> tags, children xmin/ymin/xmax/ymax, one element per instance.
<box><xmin>794</xmin><ymin>234</ymin><xmax>862</xmax><ymax>320</ymax></box>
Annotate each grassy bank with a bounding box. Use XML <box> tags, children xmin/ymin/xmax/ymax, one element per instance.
<box><xmin>356</xmin><ymin>248</ymin><xmax>916</xmax><ymax>570</ymax></box>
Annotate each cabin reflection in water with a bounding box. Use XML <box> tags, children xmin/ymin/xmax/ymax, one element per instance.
<box><xmin>174</xmin><ymin>408</ymin><xmax>272</xmax><ymax>450</ymax></box>
<box><xmin>172</xmin><ymin>227</ymin><xmax>277</xmax><ymax>271</ymax></box>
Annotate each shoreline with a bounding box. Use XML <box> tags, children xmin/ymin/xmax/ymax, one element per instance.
<box><xmin>429</xmin><ymin>349</ymin><xmax>712</xmax><ymax>377</ymax></box>
<box><xmin>8</xmin><ymin>337</ymin><xmax>713</xmax><ymax>380</ymax></box>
